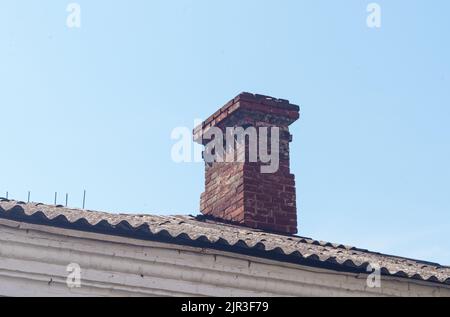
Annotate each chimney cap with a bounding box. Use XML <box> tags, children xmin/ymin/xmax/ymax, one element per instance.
<box><xmin>194</xmin><ymin>92</ymin><xmax>300</xmax><ymax>142</ymax></box>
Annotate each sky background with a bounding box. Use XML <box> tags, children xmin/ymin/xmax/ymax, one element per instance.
<box><xmin>1</xmin><ymin>1</ymin><xmax>449</xmax><ymax>265</ymax></box>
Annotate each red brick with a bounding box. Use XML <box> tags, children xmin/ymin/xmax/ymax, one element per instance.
<box><xmin>195</xmin><ymin>93</ymin><xmax>300</xmax><ymax>235</ymax></box>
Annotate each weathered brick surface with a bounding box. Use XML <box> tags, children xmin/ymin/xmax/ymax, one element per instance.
<box><xmin>194</xmin><ymin>92</ymin><xmax>300</xmax><ymax>234</ymax></box>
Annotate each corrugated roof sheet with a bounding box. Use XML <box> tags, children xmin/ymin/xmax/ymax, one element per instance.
<box><xmin>1</xmin><ymin>199</ymin><xmax>449</xmax><ymax>285</ymax></box>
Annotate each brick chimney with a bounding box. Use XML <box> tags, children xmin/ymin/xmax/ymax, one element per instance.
<box><xmin>194</xmin><ymin>92</ymin><xmax>300</xmax><ymax>234</ymax></box>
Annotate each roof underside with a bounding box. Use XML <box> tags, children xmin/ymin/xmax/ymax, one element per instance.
<box><xmin>0</xmin><ymin>199</ymin><xmax>449</xmax><ymax>286</ymax></box>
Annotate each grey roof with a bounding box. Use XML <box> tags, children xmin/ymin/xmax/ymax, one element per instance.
<box><xmin>1</xmin><ymin>199</ymin><xmax>449</xmax><ymax>285</ymax></box>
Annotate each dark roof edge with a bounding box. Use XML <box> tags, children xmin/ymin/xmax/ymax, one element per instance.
<box><xmin>0</xmin><ymin>201</ymin><xmax>449</xmax><ymax>287</ymax></box>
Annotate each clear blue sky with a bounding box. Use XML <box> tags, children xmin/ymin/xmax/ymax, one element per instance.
<box><xmin>1</xmin><ymin>1</ymin><xmax>449</xmax><ymax>264</ymax></box>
